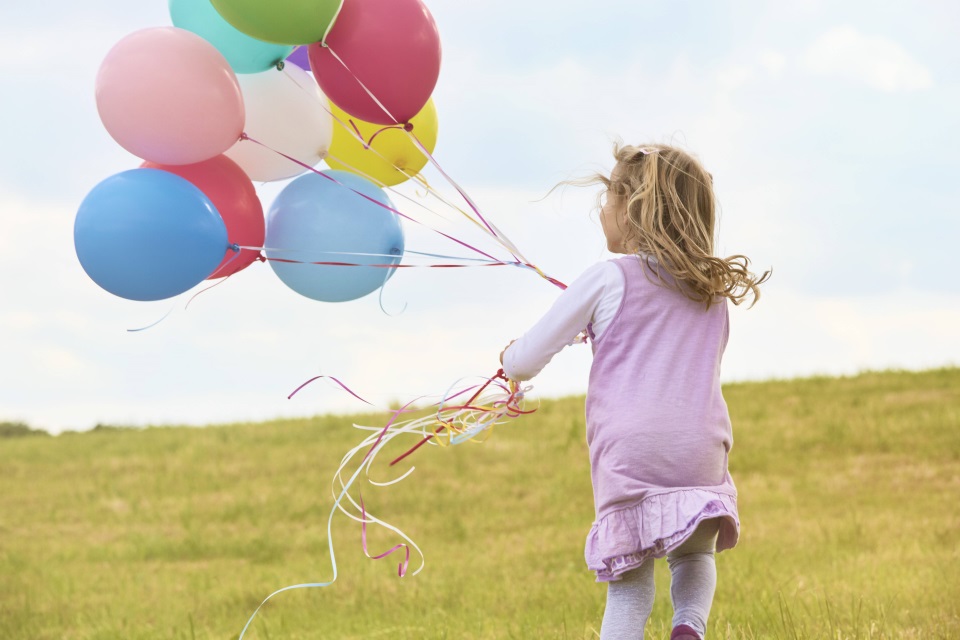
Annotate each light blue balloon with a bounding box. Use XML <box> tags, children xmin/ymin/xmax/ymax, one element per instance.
<box><xmin>266</xmin><ymin>170</ymin><xmax>405</xmax><ymax>302</ymax></box>
<box><xmin>169</xmin><ymin>0</ymin><xmax>294</xmax><ymax>74</ymax></box>
<box><xmin>75</xmin><ymin>169</ymin><xmax>229</xmax><ymax>301</ymax></box>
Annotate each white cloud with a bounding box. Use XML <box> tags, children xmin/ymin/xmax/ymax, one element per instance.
<box><xmin>35</xmin><ymin>345</ymin><xmax>90</xmax><ymax>377</ymax></box>
<box><xmin>801</xmin><ymin>27</ymin><xmax>933</xmax><ymax>91</ymax></box>
<box><xmin>0</xmin><ymin>22</ymin><xmax>136</xmax><ymax>77</ymax></box>
<box><xmin>724</xmin><ymin>288</ymin><xmax>960</xmax><ymax>381</ymax></box>
<box><xmin>716</xmin><ymin>65</ymin><xmax>757</xmax><ymax>93</ymax></box>
<box><xmin>759</xmin><ymin>51</ymin><xmax>787</xmax><ymax>77</ymax></box>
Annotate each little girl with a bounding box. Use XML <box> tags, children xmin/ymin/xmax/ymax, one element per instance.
<box><xmin>501</xmin><ymin>143</ymin><xmax>768</xmax><ymax>640</ymax></box>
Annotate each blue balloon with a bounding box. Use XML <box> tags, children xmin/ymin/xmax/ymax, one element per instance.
<box><xmin>169</xmin><ymin>0</ymin><xmax>294</xmax><ymax>74</ymax></box>
<box><xmin>266</xmin><ymin>170</ymin><xmax>405</xmax><ymax>302</ymax></box>
<box><xmin>75</xmin><ymin>169</ymin><xmax>229</xmax><ymax>301</ymax></box>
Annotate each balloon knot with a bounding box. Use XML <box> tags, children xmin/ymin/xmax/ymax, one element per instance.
<box><xmin>276</xmin><ymin>60</ymin><xmax>286</xmax><ymax>71</ymax></box>
<box><xmin>240</xmin><ymin>132</ymin><xmax>249</xmax><ymax>141</ymax></box>
<box><xmin>257</xmin><ymin>253</ymin><xmax>267</xmax><ymax>263</ymax></box>
<box><xmin>228</xmin><ymin>243</ymin><xmax>240</xmax><ymax>253</ymax></box>
<box><xmin>403</xmin><ymin>122</ymin><xmax>414</xmax><ymax>132</ymax></box>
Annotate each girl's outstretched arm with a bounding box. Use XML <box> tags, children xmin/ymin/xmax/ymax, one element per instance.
<box><xmin>502</xmin><ymin>261</ymin><xmax>623</xmax><ymax>381</ymax></box>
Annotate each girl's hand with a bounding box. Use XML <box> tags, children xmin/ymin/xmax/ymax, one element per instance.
<box><xmin>500</xmin><ymin>340</ymin><xmax>516</xmax><ymax>365</ymax></box>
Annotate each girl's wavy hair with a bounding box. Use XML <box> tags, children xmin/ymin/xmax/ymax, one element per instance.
<box><xmin>592</xmin><ymin>142</ymin><xmax>769</xmax><ymax>308</ymax></box>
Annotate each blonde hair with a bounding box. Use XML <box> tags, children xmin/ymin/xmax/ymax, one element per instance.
<box><xmin>595</xmin><ymin>142</ymin><xmax>769</xmax><ymax>308</ymax></box>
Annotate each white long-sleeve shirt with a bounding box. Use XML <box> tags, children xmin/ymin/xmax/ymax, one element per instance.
<box><xmin>503</xmin><ymin>260</ymin><xmax>625</xmax><ymax>381</ymax></box>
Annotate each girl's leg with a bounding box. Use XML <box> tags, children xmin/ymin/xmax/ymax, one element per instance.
<box><xmin>599</xmin><ymin>559</ymin><xmax>655</xmax><ymax>640</ymax></box>
<box><xmin>666</xmin><ymin>519</ymin><xmax>721</xmax><ymax>639</ymax></box>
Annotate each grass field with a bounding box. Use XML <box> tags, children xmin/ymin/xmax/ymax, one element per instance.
<box><xmin>2</xmin><ymin>368</ymin><xmax>959</xmax><ymax>639</ymax></box>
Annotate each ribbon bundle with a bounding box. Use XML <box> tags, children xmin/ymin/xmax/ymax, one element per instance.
<box><xmin>237</xmin><ymin>369</ymin><xmax>536</xmax><ymax>638</ymax></box>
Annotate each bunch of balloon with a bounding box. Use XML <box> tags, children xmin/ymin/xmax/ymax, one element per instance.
<box><xmin>77</xmin><ymin>0</ymin><xmax>447</xmax><ymax>305</ymax></box>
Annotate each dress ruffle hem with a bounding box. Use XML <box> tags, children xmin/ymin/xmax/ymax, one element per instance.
<box><xmin>585</xmin><ymin>489</ymin><xmax>739</xmax><ymax>582</ymax></box>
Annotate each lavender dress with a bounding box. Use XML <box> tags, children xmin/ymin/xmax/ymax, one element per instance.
<box><xmin>505</xmin><ymin>255</ymin><xmax>740</xmax><ymax>582</ymax></box>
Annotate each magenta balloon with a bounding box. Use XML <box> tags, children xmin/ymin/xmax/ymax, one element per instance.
<box><xmin>308</xmin><ymin>0</ymin><xmax>441</xmax><ymax>125</ymax></box>
<box><xmin>96</xmin><ymin>27</ymin><xmax>245</xmax><ymax>165</ymax></box>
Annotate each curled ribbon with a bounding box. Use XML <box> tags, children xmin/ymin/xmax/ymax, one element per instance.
<box><xmin>238</xmin><ymin>370</ymin><xmax>536</xmax><ymax>638</ymax></box>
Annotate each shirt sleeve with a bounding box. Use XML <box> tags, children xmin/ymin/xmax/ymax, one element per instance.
<box><xmin>502</xmin><ymin>261</ymin><xmax>619</xmax><ymax>381</ymax></box>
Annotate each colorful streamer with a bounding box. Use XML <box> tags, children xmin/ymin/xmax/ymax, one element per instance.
<box><xmin>237</xmin><ymin>370</ymin><xmax>536</xmax><ymax>638</ymax></box>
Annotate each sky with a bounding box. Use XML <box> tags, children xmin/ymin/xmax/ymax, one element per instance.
<box><xmin>1</xmin><ymin>1</ymin><xmax>958</xmax><ymax>434</ymax></box>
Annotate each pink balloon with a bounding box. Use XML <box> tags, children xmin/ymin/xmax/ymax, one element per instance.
<box><xmin>97</xmin><ymin>27</ymin><xmax>245</xmax><ymax>165</ymax></box>
<box><xmin>142</xmin><ymin>155</ymin><xmax>264</xmax><ymax>278</ymax></box>
<box><xmin>308</xmin><ymin>0</ymin><xmax>441</xmax><ymax>125</ymax></box>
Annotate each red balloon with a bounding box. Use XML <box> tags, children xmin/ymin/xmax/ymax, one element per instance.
<box><xmin>142</xmin><ymin>156</ymin><xmax>264</xmax><ymax>278</ymax></box>
<box><xmin>308</xmin><ymin>0</ymin><xmax>441</xmax><ymax>125</ymax></box>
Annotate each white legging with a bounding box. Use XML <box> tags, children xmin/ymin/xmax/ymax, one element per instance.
<box><xmin>599</xmin><ymin>519</ymin><xmax>720</xmax><ymax>640</ymax></box>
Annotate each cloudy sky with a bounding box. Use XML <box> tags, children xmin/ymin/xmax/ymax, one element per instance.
<box><xmin>1</xmin><ymin>1</ymin><xmax>957</xmax><ymax>433</ymax></box>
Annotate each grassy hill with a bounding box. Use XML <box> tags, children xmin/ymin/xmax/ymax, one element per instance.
<box><xmin>1</xmin><ymin>368</ymin><xmax>958</xmax><ymax>639</ymax></box>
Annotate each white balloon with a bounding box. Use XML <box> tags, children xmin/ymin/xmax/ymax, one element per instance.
<box><xmin>226</xmin><ymin>64</ymin><xmax>333</xmax><ymax>182</ymax></box>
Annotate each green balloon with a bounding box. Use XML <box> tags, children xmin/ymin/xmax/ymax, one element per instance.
<box><xmin>209</xmin><ymin>0</ymin><xmax>343</xmax><ymax>45</ymax></box>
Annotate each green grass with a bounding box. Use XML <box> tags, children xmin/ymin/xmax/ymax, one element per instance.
<box><xmin>1</xmin><ymin>368</ymin><xmax>958</xmax><ymax>639</ymax></box>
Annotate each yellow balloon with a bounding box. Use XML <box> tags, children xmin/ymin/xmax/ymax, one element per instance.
<box><xmin>325</xmin><ymin>99</ymin><xmax>438</xmax><ymax>187</ymax></box>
